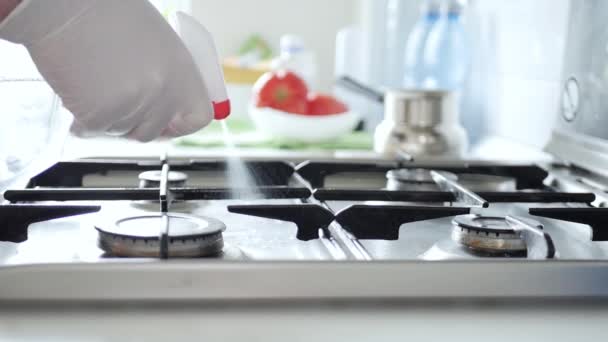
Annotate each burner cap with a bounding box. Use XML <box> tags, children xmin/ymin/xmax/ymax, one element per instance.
<box><xmin>456</xmin><ymin>173</ymin><xmax>517</xmax><ymax>192</ymax></box>
<box><xmin>387</xmin><ymin>168</ymin><xmax>458</xmax><ymax>183</ymax></box>
<box><xmin>386</xmin><ymin>168</ymin><xmax>457</xmax><ymax>191</ymax></box>
<box><xmin>451</xmin><ymin>214</ymin><xmax>526</xmax><ymax>254</ymax></box>
<box><xmin>96</xmin><ymin>213</ymin><xmax>225</xmax><ymax>258</ymax></box>
<box><xmin>139</xmin><ymin>170</ymin><xmax>188</xmax><ymax>188</ymax></box>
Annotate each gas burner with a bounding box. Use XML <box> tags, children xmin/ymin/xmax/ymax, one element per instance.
<box><xmin>456</xmin><ymin>174</ymin><xmax>516</xmax><ymax>192</ymax></box>
<box><xmin>386</xmin><ymin>168</ymin><xmax>457</xmax><ymax>191</ymax></box>
<box><xmin>138</xmin><ymin>170</ymin><xmax>188</xmax><ymax>188</ymax></box>
<box><xmin>419</xmin><ymin>240</ymin><xmax>491</xmax><ymax>260</ymax></box>
<box><xmin>95</xmin><ymin>213</ymin><xmax>225</xmax><ymax>258</ymax></box>
<box><xmin>386</xmin><ymin>168</ymin><xmax>517</xmax><ymax>192</ymax></box>
<box><xmin>451</xmin><ymin>214</ymin><xmax>527</xmax><ymax>255</ymax></box>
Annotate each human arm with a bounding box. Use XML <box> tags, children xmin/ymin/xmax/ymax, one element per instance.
<box><xmin>0</xmin><ymin>0</ymin><xmax>20</xmax><ymax>22</ymax></box>
<box><xmin>0</xmin><ymin>0</ymin><xmax>229</xmax><ymax>142</ymax></box>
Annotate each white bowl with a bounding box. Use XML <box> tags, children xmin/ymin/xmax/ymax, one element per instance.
<box><xmin>248</xmin><ymin>105</ymin><xmax>360</xmax><ymax>143</ymax></box>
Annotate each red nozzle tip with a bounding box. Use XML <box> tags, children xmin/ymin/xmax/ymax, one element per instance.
<box><xmin>213</xmin><ymin>100</ymin><xmax>231</xmax><ymax>120</ymax></box>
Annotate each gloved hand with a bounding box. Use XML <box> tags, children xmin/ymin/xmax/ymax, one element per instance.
<box><xmin>0</xmin><ymin>0</ymin><xmax>229</xmax><ymax>142</ymax></box>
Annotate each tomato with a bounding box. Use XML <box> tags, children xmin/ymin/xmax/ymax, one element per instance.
<box><xmin>306</xmin><ymin>93</ymin><xmax>349</xmax><ymax>115</ymax></box>
<box><xmin>253</xmin><ymin>70</ymin><xmax>309</xmax><ymax>114</ymax></box>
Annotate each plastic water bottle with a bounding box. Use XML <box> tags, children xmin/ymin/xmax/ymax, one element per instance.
<box><xmin>271</xmin><ymin>34</ymin><xmax>318</xmax><ymax>88</ymax></box>
<box><xmin>422</xmin><ymin>0</ymin><xmax>470</xmax><ymax>90</ymax></box>
<box><xmin>402</xmin><ymin>1</ymin><xmax>441</xmax><ymax>88</ymax></box>
<box><xmin>385</xmin><ymin>0</ymin><xmax>424</xmax><ymax>87</ymax></box>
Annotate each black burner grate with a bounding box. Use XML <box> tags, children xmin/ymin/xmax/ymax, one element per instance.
<box><xmin>335</xmin><ymin>205</ymin><xmax>471</xmax><ymax>240</ymax></box>
<box><xmin>5</xmin><ymin>187</ymin><xmax>312</xmax><ymax>203</ymax></box>
<box><xmin>29</xmin><ymin>159</ymin><xmax>295</xmax><ymax>187</ymax></box>
<box><xmin>228</xmin><ymin>204</ymin><xmax>334</xmax><ymax>241</ymax></box>
<box><xmin>295</xmin><ymin>161</ymin><xmax>549</xmax><ymax>189</ymax></box>
<box><xmin>530</xmin><ymin>208</ymin><xmax>608</xmax><ymax>241</ymax></box>
<box><xmin>313</xmin><ymin>189</ymin><xmax>596</xmax><ymax>204</ymax></box>
<box><xmin>0</xmin><ymin>205</ymin><xmax>100</xmax><ymax>242</ymax></box>
<box><xmin>2</xmin><ymin>156</ymin><xmax>603</xmax><ymax>260</ymax></box>
<box><xmin>228</xmin><ymin>204</ymin><xmax>471</xmax><ymax>241</ymax></box>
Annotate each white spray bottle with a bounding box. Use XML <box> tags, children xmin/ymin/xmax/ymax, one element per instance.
<box><xmin>170</xmin><ymin>12</ymin><xmax>231</xmax><ymax>120</ymax></box>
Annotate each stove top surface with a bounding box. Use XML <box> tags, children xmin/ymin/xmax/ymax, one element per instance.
<box><xmin>2</xmin><ymin>156</ymin><xmax>608</xmax><ymax>300</ymax></box>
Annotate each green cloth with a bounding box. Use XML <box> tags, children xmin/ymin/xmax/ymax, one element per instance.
<box><xmin>175</xmin><ymin>118</ymin><xmax>373</xmax><ymax>150</ymax></box>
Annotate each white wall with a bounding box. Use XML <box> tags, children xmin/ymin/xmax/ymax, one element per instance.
<box><xmin>191</xmin><ymin>0</ymin><xmax>358</xmax><ymax>91</ymax></box>
<box><xmin>462</xmin><ymin>0</ymin><xmax>571</xmax><ymax>148</ymax></box>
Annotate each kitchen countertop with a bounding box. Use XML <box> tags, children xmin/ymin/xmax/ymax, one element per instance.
<box><xmin>61</xmin><ymin>135</ymin><xmax>552</xmax><ymax>163</ymax></box>
<box><xmin>62</xmin><ymin>136</ymin><xmax>345</xmax><ymax>161</ymax></box>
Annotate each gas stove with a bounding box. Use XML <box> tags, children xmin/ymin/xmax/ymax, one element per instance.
<box><xmin>2</xmin><ymin>153</ymin><xmax>608</xmax><ymax>301</ymax></box>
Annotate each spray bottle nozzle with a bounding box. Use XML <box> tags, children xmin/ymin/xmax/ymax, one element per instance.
<box><xmin>213</xmin><ymin>100</ymin><xmax>231</xmax><ymax>120</ymax></box>
<box><xmin>171</xmin><ymin>12</ymin><xmax>231</xmax><ymax>121</ymax></box>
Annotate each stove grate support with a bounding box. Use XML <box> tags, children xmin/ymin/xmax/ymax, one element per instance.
<box><xmin>0</xmin><ymin>205</ymin><xmax>101</xmax><ymax>242</ymax></box>
<box><xmin>530</xmin><ymin>208</ymin><xmax>608</xmax><ymax>241</ymax></box>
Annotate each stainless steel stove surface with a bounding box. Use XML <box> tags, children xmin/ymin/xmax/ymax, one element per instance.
<box><xmin>2</xmin><ymin>156</ymin><xmax>608</xmax><ymax>301</ymax></box>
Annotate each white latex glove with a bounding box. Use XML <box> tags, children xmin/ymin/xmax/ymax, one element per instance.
<box><xmin>0</xmin><ymin>0</ymin><xmax>230</xmax><ymax>142</ymax></box>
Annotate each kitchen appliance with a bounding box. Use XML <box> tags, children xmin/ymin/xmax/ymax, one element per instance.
<box><xmin>4</xmin><ymin>5</ymin><xmax>608</xmax><ymax>339</ymax></box>
<box><xmin>545</xmin><ymin>0</ymin><xmax>608</xmax><ymax>179</ymax></box>
<box><xmin>375</xmin><ymin>89</ymin><xmax>449</xmax><ymax>156</ymax></box>
<box><xmin>336</xmin><ymin>76</ymin><xmax>468</xmax><ymax>158</ymax></box>
<box><xmin>1</xmin><ymin>150</ymin><xmax>608</xmax><ymax>301</ymax></box>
